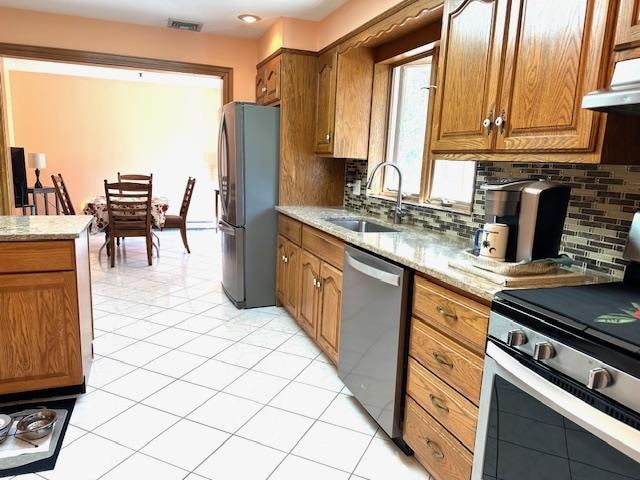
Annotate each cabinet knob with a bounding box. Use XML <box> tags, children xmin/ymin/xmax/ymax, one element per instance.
<box><xmin>316</xmin><ymin>278</ymin><xmax>322</xmax><ymax>289</ymax></box>
<box><xmin>482</xmin><ymin>111</ymin><xmax>494</xmax><ymax>136</ymax></box>
<box><xmin>495</xmin><ymin>111</ymin><xmax>506</xmax><ymax>134</ymax></box>
<box><xmin>325</xmin><ymin>133</ymin><xmax>331</xmax><ymax>142</ymax></box>
<box><xmin>283</xmin><ymin>256</ymin><xmax>289</xmax><ymax>264</ymax></box>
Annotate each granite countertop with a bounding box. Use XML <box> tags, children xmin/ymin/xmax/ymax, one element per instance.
<box><xmin>0</xmin><ymin>215</ymin><xmax>93</xmax><ymax>241</ymax></box>
<box><xmin>276</xmin><ymin>206</ymin><xmax>607</xmax><ymax>302</ymax></box>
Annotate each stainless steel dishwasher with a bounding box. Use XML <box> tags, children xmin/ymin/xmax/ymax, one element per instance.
<box><xmin>338</xmin><ymin>245</ymin><xmax>411</xmax><ymax>452</ymax></box>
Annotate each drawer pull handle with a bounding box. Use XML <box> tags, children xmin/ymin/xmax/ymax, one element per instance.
<box><xmin>425</xmin><ymin>438</ymin><xmax>445</xmax><ymax>459</ymax></box>
<box><xmin>429</xmin><ymin>394</ymin><xmax>450</xmax><ymax>412</ymax></box>
<box><xmin>436</xmin><ymin>305</ymin><xmax>458</xmax><ymax>321</ymax></box>
<box><xmin>432</xmin><ymin>353</ymin><xmax>454</xmax><ymax>369</ymax></box>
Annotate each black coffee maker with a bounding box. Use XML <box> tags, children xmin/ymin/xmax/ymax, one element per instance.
<box><xmin>481</xmin><ymin>179</ymin><xmax>571</xmax><ymax>262</ymax></box>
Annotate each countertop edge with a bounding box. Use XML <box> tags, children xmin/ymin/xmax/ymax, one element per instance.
<box><xmin>0</xmin><ymin>215</ymin><xmax>94</xmax><ymax>242</ymax></box>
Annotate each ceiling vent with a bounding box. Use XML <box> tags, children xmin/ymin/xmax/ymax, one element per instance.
<box><xmin>167</xmin><ymin>18</ymin><xmax>203</xmax><ymax>32</ymax></box>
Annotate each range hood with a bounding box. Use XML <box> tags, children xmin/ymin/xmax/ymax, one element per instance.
<box><xmin>582</xmin><ymin>58</ymin><xmax>640</xmax><ymax>115</ymax></box>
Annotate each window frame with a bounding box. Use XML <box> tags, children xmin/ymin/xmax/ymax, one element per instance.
<box><xmin>369</xmin><ymin>46</ymin><xmax>475</xmax><ymax>214</ymax></box>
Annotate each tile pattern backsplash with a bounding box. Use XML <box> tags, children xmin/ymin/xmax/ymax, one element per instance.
<box><xmin>344</xmin><ymin>159</ymin><xmax>640</xmax><ymax>278</ymax></box>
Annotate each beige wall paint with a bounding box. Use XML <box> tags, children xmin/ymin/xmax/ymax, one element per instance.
<box><xmin>0</xmin><ymin>7</ymin><xmax>258</xmax><ymax>101</ymax></box>
<box><xmin>257</xmin><ymin>0</ymin><xmax>405</xmax><ymax>62</ymax></box>
<box><xmin>9</xmin><ymin>70</ymin><xmax>221</xmax><ymax>222</ymax></box>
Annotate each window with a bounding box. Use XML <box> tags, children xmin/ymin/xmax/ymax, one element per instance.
<box><xmin>384</xmin><ymin>56</ymin><xmax>432</xmax><ymax>196</ymax></box>
<box><xmin>371</xmin><ymin>48</ymin><xmax>476</xmax><ymax>211</ymax></box>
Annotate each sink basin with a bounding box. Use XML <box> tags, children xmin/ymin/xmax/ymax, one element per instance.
<box><xmin>326</xmin><ymin>218</ymin><xmax>399</xmax><ymax>233</ymax></box>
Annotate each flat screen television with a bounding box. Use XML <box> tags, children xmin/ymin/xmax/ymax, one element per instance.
<box><xmin>11</xmin><ymin>147</ymin><xmax>28</xmax><ymax>207</ymax></box>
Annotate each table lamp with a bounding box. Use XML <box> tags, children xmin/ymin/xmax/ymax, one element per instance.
<box><xmin>28</xmin><ymin>153</ymin><xmax>46</xmax><ymax>189</ymax></box>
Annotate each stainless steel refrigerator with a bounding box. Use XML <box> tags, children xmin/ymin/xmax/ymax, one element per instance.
<box><xmin>218</xmin><ymin>102</ymin><xmax>279</xmax><ymax>308</ymax></box>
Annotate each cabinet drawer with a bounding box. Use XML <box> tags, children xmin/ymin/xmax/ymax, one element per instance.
<box><xmin>413</xmin><ymin>276</ymin><xmax>489</xmax><ymax>354</ymax></box>
<box><xmin>410</xmin><ymin>318</ymin><xmax>483</xmax><ymax>405</ymax></box>
<box><xmin>404</xmin><ymin>396</ymin><xmax>473</xmax><ymax>480</ymax></box>
<box><xmin>302</xmin><ymin>225</ymin><xmax>344</xmax><ymax>270</ymax></box>
<box><xmin>0</xmin><ymin>241</ymin><xmax>75</xmax><ymax>274</ymax></box>
<box><xmin>407</xmin><ymin>357</ymin><xmax>478</xmax><ymax>450</ymax></box>
<box><xmin>278</xmin><ymin>214</ymin><xmax>302</xmax><ymax>245</ymax></box>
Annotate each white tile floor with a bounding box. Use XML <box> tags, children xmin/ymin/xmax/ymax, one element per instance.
<box><xmin>9</xmin><ymin>229</ymin><xmax>430</xmax><ymax>480</ymax></box>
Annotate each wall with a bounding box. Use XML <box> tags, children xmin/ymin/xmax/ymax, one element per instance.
<box><xmin>345</xmin><ymin>159</ymin><xmax>640</xmax><ymax>279</ymax></box>
<box><xmin>257</xmin><ymin>0</ymin><xmax>405</xmax><ymax>62</ymax></box>
<box><xmin>10</xmin><ymin>70</ymin><xmax>221</xmax><ymax>222</ymax></box>
<box><xmin>0</xmin><ymin>7</ymin><xmax>258</xmax><ymax>101</ymax></box>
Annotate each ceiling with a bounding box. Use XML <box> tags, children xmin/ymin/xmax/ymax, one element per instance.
<box><xmin>0</xmin><ymin>0</ymin><xmax>348</xmax><ymax>37</ymax></box>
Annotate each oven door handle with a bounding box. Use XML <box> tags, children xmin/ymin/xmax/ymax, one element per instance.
<box><xmin>485</xmin><ymin>342</ymin><xmax>640</xmax><ymax>464</ymax></box>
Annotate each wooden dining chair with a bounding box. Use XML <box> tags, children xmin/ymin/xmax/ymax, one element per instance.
<box><xmin>116</xmin><ymin>173</ymin><xmax>156</xmax><ymax>245</ymax></box>
<box><xmin>51</xmin><ymin>173</ymin><xmax>76</xmax><ymax>215</ymax></box>
<box><xmin>162</xmin><ymin>177</ymin><xmax>196</xmax><ymax>253</ymax></box>
<box><xmin>104</xmin><ymin>179</ymin><xmax>153</xmax><ymax>268</ymax></box>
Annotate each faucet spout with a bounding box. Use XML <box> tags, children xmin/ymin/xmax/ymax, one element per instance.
<box><xmin>365</xmin><ymin>162</ymin><xmax>404</xmax><ymax>224</ymax></box>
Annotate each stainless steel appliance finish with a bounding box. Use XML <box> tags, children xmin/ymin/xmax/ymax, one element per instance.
<box><xmin>473</xmin><ymin>311</ymin><xmax>640</xmax><ymax>479</ymax></box>
<box><xmin>583</xmin><ymin>58</ymin><xmax>640</xmax><ymax>115</ymax></box>
<box><xmin>338</xmin><ymin>245</ymin><xmax>410</xmax><ymax>444</ymax></box>
<box><xmin>479</xmin><ymin>179</ymin><xmax>570</xmax><ymax>262</ymax></box>
<box><xmin>219</xmin><ymin>102</ymin><xmax>279</xmax><ymax>308</ymax></box>
<box><xmin>326</xmin><ymin>218</ymin><xmax>399</xmax><ymax>233</ymax></box>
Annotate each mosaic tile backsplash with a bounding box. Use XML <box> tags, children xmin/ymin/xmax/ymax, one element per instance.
<box><xmin>344</xmin><ymin>159</ymin><xmax>640</xmax><ymax>278</ymax></box>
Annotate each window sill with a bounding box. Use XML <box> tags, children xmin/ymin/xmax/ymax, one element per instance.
<box><xmin>366</xmin><ymin>193</ymin><xmax>474</xmax><ymax>216</ymax></box>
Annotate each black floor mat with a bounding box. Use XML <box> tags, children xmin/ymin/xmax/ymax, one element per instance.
<box><xmin>0</xmin><ymin>398</ymin><xmax>76</xmax><ymax>478</ymax></box>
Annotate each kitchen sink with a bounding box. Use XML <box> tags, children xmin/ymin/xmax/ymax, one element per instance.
<box><xmin>326</xmin><ymin>218</ymin><xmax>399</xmax><ymax>233</ymax></box>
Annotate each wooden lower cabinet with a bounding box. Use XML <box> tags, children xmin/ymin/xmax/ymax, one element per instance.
<box><xmin>299</xmin><ymin>250</ymin><xmax>321</xmax><ymax>337</ymax></box>
<box><xmin>404</xmin><ymin>397</ymin><xmax>473</xmax><ymax>480</ymax></box>
<box><xmin>0</xmin><ymin>234</ymin><xmax>94</xmax><ymax>397</ymax></box>
<box><xmin>276</xmin><ymin>234</ymin><xmax>301</xmax><ymax>318</ymax></box>
<box><xmin>316</xmin><ymin>262</ymin><xmax>343</xmax><ymax>364</ymax></box>
<box><xmin>0</xmin><ymin>271</ymin><xmax>82</xmax><ymax>394</ymax></box>
<box><xmin>404</xmin><ymin>275</ymin><xmax>489</xmax><ymax>480</ymax></box>
<box><xmin>276</xmin><ymin>216</ymin><xmax>344</xmax><ymax>365</ymax></box>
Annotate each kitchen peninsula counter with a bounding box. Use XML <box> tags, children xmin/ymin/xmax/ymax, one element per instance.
<box><xmin>0</xmin><ymin>215</ymin><xmax>94</xmax><ymax>398</ymax></box>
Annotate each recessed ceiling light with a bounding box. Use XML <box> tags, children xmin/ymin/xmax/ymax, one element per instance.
<box><xmin>238</xmin><ymin>14</ymin><xmax>261</xmax><ymax>24</ymax></box>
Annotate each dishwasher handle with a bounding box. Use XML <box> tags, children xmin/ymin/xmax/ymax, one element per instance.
<box><xmin>345</xmin><ymin>252</ymin><xmax>401</xmax><ymax>286</ymax></box>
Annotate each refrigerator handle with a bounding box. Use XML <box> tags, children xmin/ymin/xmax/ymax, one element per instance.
<box><xmin>218</xmin><ymin>221</ymin><xmax>235</xmax><ymax>236</ymax></box>
<box><xmin>218</xmin><ymin>110</ymin><xmax>229</xmax><ymax>219</ymax></box>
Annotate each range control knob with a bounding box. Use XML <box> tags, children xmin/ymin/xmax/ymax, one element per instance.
<box><xmin>587</xmin><ymin>368</ymin><xmax>613</xmax><ymax>390</ymax></box>
<box><xmin>533</xmin><ymin>342</ymin><xmax>555</xmax><ymax>361</ymax></box>
<box><xmin>506</xmin><ymin>329</ymin><xmax>528</xmax><ymax>347</ymax></box>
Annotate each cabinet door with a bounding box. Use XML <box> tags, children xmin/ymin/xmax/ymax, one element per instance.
<box><xmin>615</xmin><ymin>0</ymin><xmax>640</xmax><ymax>50</ymax></box>
<box><xmin>317</xmin><ymin>262</ymin><xmax>342</xmax><ymax>364</ymax></box>
<box><xmin>314</xmin><ymin>50</ymin><xmax>338</xmax><ymax>155</ymax></box>
<box><xmin>276</xmin><ymin>235</ymin><xmax>287</xmax><ymax>304</ymax></box>
<box><xmin>298</xmin><ymin>250</ymin><xmax>321</xmax><ymax>337</ymax></box>
<box><xmin>0</xmin><ymin>271</ymin><xmax>82</xmax><ymax>395</ymax></box>
<box><xmin>284</xmin><ymin>241</ymin><xmax>301</xmax><ymax>318</ymax></box>
<box><xmin>495</xmin><ymin>0</ymin><xmax>609</xmax><ymax>151</ymax></box>
<box><xmin>431</xmin><ymin>0</ymin><xmax>508</xmax><ymax>152</ymax></box>
<box><xmin>256</xmin><ymin>67</ymin><xmax>267</xmax><ymax>106</ymax></box>
<box><xmin>264</xmin><ymin>57</ymin><xmax>281</xmax><ymax>104</ymax></box>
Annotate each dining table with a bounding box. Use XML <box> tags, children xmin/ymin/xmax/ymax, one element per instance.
<box><xmin>82</xmin><ymin>196</ymin><xmax>170</xmax><ymax>234</ymax></box>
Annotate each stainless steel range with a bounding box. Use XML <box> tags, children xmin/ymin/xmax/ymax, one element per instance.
<box><xmin>473</xmin><ymin>212</ymin><xmax>640</xmax><ymax>480</ymax></box>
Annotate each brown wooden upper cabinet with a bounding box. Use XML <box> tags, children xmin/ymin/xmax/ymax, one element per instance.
<box><xmin>432</xmin><ymin>0</ymin><xmax>614</xmax><ymax>156</ymax></box>
<box><xmin>615</xmin><ymin>0</ymin><xmax>640</xmax><ymax>51</ymax></box>
<box><xmin>256</xmin><ymin>55</ymin><xmax>281</xmax><ymax>106</ymax></box>
<box><xmin>314</xmin><ymin>47</ymin><xmax>374</xmax><ymax>159</ymax></box>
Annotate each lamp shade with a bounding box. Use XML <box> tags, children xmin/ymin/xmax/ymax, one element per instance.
<box><xmin>28</xmin><ymin>153</ymin><xmax>46</xmax><ymax>169</ymax></box>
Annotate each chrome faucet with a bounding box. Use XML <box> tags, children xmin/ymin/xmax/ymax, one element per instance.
<box><xmin>366</xmin><ymin>162</ymin><xmax>404</xmax><ymax>224</ymax></box>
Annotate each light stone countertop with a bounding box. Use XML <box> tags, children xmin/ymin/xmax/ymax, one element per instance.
<box><xmin>276</xmin><ymin>206</ymin><xmax>608</xmax><ymax>302</ymax></box>
<box><xmin>0</xmin><ymin>215</ymin><xmax>93</xmax><ymax>241</ymax></box>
